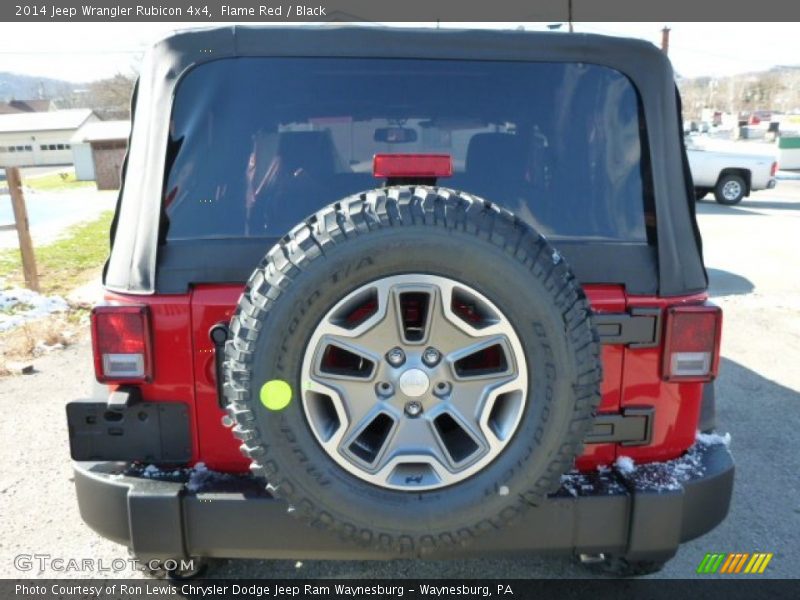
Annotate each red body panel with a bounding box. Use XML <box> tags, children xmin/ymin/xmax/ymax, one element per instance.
<box><xmin>576</xmin><ymin>286</ymin><xmax>626</xmax><ymax>470</ymax></box>
<box><xmin>190</xmin><ymin>286</ymin><xmax>245</xmax><ymax>471</ymax></box>
<box><xmin>618</xmin><ymin>293</ymin><xmax>708</xmax><ymax>463</ymax></box>
<box><xmin>103</xmin><ymin>291</ymin><xmax>200</xmax><ymax>461</ymax></box>
<box><xmin>102</xmin><ymin>286</ymin><xmax>711</xmax><ymax>473</ymax></box>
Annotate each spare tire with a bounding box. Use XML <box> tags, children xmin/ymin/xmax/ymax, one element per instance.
<box><xmin>224</xmin><ymin>186</ymin><xmax>602</xmax><ymax>554</ymax></box>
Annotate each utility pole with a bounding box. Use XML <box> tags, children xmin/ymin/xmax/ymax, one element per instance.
<box><xmin>568</xmin><ymin>0</ymin><xmax>574</xmax><ymax>32</ymax></box>
<box><xmin>661</xmin><ymin>26</ymin><xmax>671</xmax><ymax>55</ymax></box>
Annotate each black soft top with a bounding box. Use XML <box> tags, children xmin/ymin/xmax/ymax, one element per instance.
<box><xmin>105</xmin><ymin>25</ymin><xmax>706</xmax><ymax>297</ymax></box>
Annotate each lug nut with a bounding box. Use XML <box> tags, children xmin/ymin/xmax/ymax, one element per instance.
<box><xmin>433</xmin><ymin>381</ymin><xmax>452</xmax><ymax>397</ymax></box>
<box><xmin>404</xmin><ymin>400</ymin><xmax>423</xmax><ymax>417</ymax></box>
<box><xmin>422</xmin><ymin>347</ymin><xmax>441</xmax><ymax>367</ymax></box>
<box><xmin>376</xmin><ymin>381</ymin><xmax>394</xmax><ymax>398</ymax></box>
<box><xmin>386</xmin><ymin>347</ymin><xmax>406</xmax><ymax>367</ymax></box>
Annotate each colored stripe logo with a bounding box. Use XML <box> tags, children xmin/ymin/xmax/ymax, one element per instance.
<box><xmin>697</xmin><ymin>552</ymin><xmax>773</xmax><ymax>574</ymax></box>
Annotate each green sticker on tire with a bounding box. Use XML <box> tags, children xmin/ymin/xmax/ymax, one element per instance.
<box><xmin>260</xmin><ymin>380</ymin><xmax>292</xmax><ymax>411</ymax></box>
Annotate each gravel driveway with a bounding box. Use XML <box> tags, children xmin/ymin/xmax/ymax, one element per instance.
<box><xmin>1</xmin><ymin>182</ymin><xmax>798</xmax><ymax>580</ymax></box>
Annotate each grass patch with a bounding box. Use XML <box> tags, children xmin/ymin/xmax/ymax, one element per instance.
<box><xmin>0</xmin><ymin>212</ymin><xmax>107</xmax><ymax>375</ymax></box>
<box><xmin>0</xmin><ymin>211</ymin><xmax>113</xmax><ymax>295</ymax></box>
<box><xmin>24</xmin><ymin>171</ymin><xmax>96</xmax><ymax>192</ymax></box>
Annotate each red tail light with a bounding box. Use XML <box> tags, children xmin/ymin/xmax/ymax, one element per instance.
<box><xmin>662</xmin><ymin>304</ymin><xmax>722</xmax><ymax>382</ymax></box>
<box><xmin>771</xmin><ymin>161</ymin><xmax>778</xmax><ymax>176</ymax></box>
<box><xmin>373</xmin><ymin>154</ymin><xmax>453</xmax><ymax>179</ymax></box>
<box><xmin>91</xmin><ymin>305</ymin><xmax>153</xmax><ymax>383</ymax></box>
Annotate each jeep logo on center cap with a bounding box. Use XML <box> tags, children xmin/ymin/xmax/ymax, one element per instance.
<box><xmin>398</xmin><ymin>369</ymin><xmax>430</xmax><ymax>397</ymax></box>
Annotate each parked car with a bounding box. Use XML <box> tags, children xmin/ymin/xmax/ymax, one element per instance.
<box><xmin>67</xmin><ymin>27</ymin><xmax>733</xmax><ymax>578</ymax></box>
<box><xmin>687</xmin><ymin>137</ymin><xmax>778</xmax><ymax>204</ymax></box>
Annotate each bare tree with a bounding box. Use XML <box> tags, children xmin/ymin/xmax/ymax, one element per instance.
<box><xmin>678</xmin><ymin>66</ymin><xmax>800</xmax><ymax>120</ymax></box>
<box><xmin>72</xmin><ymin>72</ymin><xmax>136</xmax><ymax>119</ymax></box>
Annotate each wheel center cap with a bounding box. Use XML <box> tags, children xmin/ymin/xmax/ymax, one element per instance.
<box><xmin>398</xmin><ymin>368</ymin><xmax>430</xmax><ymax>397</ymax></box>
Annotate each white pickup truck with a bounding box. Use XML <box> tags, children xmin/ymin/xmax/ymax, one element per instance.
<box><xmin>687</xmin><ymin>137</ymin><xmax>778</xmax><ymax>205</ymax></box>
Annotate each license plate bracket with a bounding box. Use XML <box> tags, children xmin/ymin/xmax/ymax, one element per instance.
<box><xmin>66</xmin><ymin>400</ymin><xmax>191</xmax><ymax>463</ymax></box>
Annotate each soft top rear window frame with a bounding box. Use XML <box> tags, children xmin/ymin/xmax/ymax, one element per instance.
<box><xmin>162</xmin><ymin>56</ymin><xmax>654</xmax><ymax>245</ymax></box>
<box><xmin>104</xmin><ymin>26</ymin><xmax>706</xmax><ymax>297</ymax></box>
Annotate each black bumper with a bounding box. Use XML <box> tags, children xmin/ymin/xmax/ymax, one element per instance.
<box><xmin>72</xmin><ymin>441</ymin><xmax>734</xmax><ymax>562</ymax></box>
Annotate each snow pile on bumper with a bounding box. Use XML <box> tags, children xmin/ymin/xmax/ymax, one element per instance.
<box><xmin>616</xmin><ymin>432</ymin><xmax>732</xmax><ymax>492</ymax></box>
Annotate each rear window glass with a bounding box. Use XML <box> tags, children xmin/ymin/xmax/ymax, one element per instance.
<box><xmin>164</xmin><ymin>58</ymin><xmax>651</xmax><ymax>242</ymax></box>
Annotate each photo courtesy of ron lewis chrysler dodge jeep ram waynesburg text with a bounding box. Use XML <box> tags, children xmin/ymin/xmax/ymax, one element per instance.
<box><xmin>65</xmin><ymin>26</ymin><xmax>733</xmax><ymax>579</ymax></box>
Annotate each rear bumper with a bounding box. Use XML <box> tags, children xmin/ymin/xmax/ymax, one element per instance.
<box><xmin>72</xmin><ymin>441</ymin><xmax>734</xmax><ymax>562</ymax></box>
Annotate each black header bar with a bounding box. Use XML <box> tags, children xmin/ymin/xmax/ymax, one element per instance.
<box><xmin>4</xmin><ymin>578</ymin><xmax>800</xmax><ymax>600</ymax></box>
<box><xmin>3</xmin><ymin>0</ymin><xmax>800</xmax><ymax>22</ymax></box>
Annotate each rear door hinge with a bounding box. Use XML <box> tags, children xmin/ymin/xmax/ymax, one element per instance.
<box><xmin>593</xmin><ymin>307</ymin><xmax>662</xmax><ymax>348</ymax></box>
<box><xmin>585</xmin><ymin>407</ymin><xmax>654</xmax><ymax>447</ymax></box>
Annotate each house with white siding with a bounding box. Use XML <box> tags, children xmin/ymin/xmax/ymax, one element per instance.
<box><xmin>0</xmin><ymin>109</ymin><xmax>98</xmax><ymax>168</ymax></box>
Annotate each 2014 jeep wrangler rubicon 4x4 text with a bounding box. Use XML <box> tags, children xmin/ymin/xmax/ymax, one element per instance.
<box><xmin>66</xmin><ymin>26</ymin><xmax>733</xmax><ymax>577</ymax></box>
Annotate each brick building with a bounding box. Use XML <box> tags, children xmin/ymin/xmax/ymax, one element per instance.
<box><xmin>70</xmin><ymin>120</ymin><xmax>130</xmax><ymax>190</ymax></box>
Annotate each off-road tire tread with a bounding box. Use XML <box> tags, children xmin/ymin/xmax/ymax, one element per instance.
<box><xmin>223</xmin><ymin>186</ymin><xmax>602</xmax><ymax>554</ymax></box>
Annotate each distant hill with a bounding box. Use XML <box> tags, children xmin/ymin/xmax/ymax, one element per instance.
<box><xmin>0</xmin><ymin>71</ymin><xmax>133</xmax><ymax>118</ymax></box>
<box><xmin>0</xmin><ymin>72</ymin><xmax>80</xmax><ymax>104</ymax></box>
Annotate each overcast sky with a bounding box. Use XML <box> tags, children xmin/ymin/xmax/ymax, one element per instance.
<box><xmin>0</xmin><ymin>22</ymin><xmax>796</xmax><ymax>83</ymax></box>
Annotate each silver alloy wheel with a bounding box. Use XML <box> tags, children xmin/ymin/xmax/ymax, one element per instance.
<box><xmin>722</xmin><ymin>179</ymin><xmax>742</xmax><ymax>201</ymax></box>
<box><xmin>301</xmin><ymin>274</ymin><xmax>528</xmax><ymax>491</ymax></box>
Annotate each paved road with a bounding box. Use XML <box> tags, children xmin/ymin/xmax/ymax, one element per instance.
<box><xmin>1</xmin><ymin>182</ymin><xmax>799</xmax><ymax>580</ymax></box>
<box><xmin>0</xmin><ymin>188</ymin><xmax>116</xmax><ymax>249</ymax></box>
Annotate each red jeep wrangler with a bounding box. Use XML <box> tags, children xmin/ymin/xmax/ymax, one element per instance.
<box><xmin>67</xmin><ymin>26</ymin><xmax>733</xmax><ymax>577</ymax></box>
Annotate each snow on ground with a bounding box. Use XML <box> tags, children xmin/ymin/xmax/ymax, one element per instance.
<box><xmin>0</xmin><ymin>285</ymin><xmax>69</xmax><ymax>331</ymax></box>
